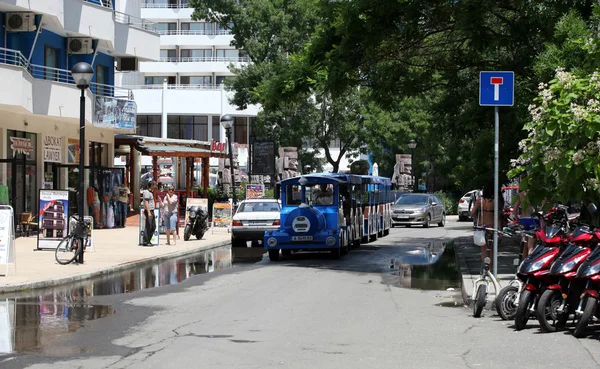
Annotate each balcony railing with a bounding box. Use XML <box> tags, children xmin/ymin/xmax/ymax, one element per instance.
<box><xmin>114</xmin><ymin>11</ymin><xmax>158</xmax><ymax>32</ymax></box>
<box><xmin>141</xmin><ymin>3</ymin><xmax>190</xmax><ymax>8</ymax></box>
<box><xmin>128</xmin><ymin>84</ymin><xmax>224</xmax><ymax>90</ymax></box>
<box><xmin>154</xmin><ymin>56</ymin><xmax>251</xmax><ymax>63</ymax></box>
<box><xmin>84</xmin><ymin>0</ymin><xmax>113</xmax><ymax>9</ymax></box>
<box><xmin>0</xmin><ymin>47</ymin><xmax>132</xmax><ymax>99</ymax></box>
<box><xmin>157</xmin><ymin>29</ymin><xmax>232</xmax><ymax>36</ymax></box>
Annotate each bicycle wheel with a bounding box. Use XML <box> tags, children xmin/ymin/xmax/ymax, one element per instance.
<box><xmin>55</xmin><ymin>236</ymin><xmax>79</xmax><ymax>265</ymax></box>
<box><xmin>473</xmin><ymin>284</ymin><xmax>487</xmax><ymax>318</ymax></box>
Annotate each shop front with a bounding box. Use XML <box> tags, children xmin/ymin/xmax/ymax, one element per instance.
<box><xmin>0</xmin><ymin>131</ymin><xmax>38</xmax><ymax>216</ymax></box>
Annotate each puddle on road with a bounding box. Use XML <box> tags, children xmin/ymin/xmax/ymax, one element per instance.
<box><xmin>0</xmin><ymin>246</ymin><xmax>233</xmax><ymax>354</ymax></box>
<box><xmin>382</xmin><ymin>242</ymin><xmax>461</xmax><ymax>291</ymax></box>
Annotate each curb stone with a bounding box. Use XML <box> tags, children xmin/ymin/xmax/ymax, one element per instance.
<box><xmin>0</xmin><ymin>240</ymin><xmax>231</xmax><ymax>294</ymax></box>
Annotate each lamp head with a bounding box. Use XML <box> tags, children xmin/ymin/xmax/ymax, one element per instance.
<box><xmin>71</xmin><ymin>62</ymin><xmax>94</xmax><ymax>89</ymax></box>
<box><xmin>220</xmin><ymin>114</ymin><xmax>234</xmax><ymax>130</ymax></box>
<box><xmin>408</xmin><ymin>139</ymin><xmax>417</xmax><ymax>149</ymax></box>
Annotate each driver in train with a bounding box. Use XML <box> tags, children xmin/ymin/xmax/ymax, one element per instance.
<box><xmin>314</xmin><ymin>184</ymin><xmax>334</xmax><ymax>205</ymax></box>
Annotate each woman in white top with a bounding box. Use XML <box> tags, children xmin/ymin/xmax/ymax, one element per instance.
<box><xmin>162</xmin><ymin>186</ymin><xmax>179</xmax><ymax>245</ymax></box>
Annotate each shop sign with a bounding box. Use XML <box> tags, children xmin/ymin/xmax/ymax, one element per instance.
<box><xmin>94</xmin><ymin>96</ymin><xmax>137</xmax><ymax>131</ymax></box>
<box><xmin>43</xmin><ymin>135</ymin><xmax>62</xmax><ymax>163</ymax></box>
<box><xmin>9</xmin><ymin>137</ymin><xmax>33</xmax><ymax>157</ymax></box>
<box><xmin>246</xmin><ymin>184</ymin><xmax>264</xmax><ymax>199</ymax></box>
<box><xmin>211</xmin><ymin>140</ymin><xmax>226</xmax><ymax>152</ymax></box>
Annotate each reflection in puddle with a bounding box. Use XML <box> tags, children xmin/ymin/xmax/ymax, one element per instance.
<box><xmin>382</xmin><ymin>242</ymin><xmax>460</xmax><ymax>290</ymax></box>
<box><xmin>0</xmin><ymin>246</ymin><xmax>233</xmax><ymax>354</ymax></box>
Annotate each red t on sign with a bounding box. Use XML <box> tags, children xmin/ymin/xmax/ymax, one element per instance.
<box><xmin>490</xmin><ymin>77</ymin><xmax>504</xmax><ymax>101</ymax></box>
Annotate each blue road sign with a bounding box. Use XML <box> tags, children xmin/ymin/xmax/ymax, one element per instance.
<box><xmin>479</xmin><ymin>71</ymin><xmax>514</xmax><ymax>107</ymax></box>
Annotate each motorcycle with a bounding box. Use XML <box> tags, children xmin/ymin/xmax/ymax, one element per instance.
<box><xmin>570</xmin><ymin>204</ymin><xmax>600</xmax><ymax>337</ymax></box>
<box><xmin>535</xmin><ymin>220</ymin><xmax>599</xmax><ymax>333</ymax></box>
<box><xmin>514</xmin><ymin>205</ymin><xmax>571</xmax><ymax>331</ymax></box>
<box><xmin>184</xmin><ymin>205</ymin><xmax>209</xmax><ymax>241</ymax></box>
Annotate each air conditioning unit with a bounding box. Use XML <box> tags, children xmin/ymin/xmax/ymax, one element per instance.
<box><xmin>117</xmin><ymin>57</ymin><xmax>138</xmax><ymax>72</ymax></box>
<box><xmin>67</xmin><ymin>38</ymin><xmax>93</xmax><ymax>55</ymax></box>
<box><xmin>5</xmin><ymin>13</ymin><xmax>37</xmax><ymax>32</ymax></box>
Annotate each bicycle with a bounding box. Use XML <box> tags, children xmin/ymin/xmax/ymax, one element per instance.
<box><xmin>55</xmin><ymin>215</ymin><xmax>90</xmax><ymax>265</ymax></box>
<box><xmin>472</xmin><ymin>226</ymin><xmax>513</xmax><ymax>317</ymax></box>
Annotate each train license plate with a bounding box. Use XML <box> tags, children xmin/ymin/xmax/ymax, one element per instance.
<box><xmin>291</xmin><ymin>236</ymin><xmax>313</xmax><ymax>241</ymax></box>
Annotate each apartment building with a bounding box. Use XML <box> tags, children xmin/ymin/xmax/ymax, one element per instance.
<box><xmin>0</xmin><ymin>0</ymin><xmax>159</xmax><ymax>216</ymax></box>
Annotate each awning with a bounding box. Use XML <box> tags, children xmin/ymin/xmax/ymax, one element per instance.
<box><xmin>114</xmin><ymin>134</ymin><xmax>228</xmax><ymax>158</ymax></box>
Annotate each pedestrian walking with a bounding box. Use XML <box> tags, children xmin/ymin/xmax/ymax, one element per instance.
<box><xmin>162</xmin><ymin>186</ymin><xmax>178</xmax><ymax>245</ymax></box>
<box><xmin>142</xmin><ymin>181</ymin><xmax>157</xmax><ymax>246</ymax></box>
<box><xmin>471</xmin><ymin>179</ymin><xmax>504</xmax><ymax>270</ymax></box>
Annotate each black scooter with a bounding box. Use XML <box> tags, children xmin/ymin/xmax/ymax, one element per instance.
<box><xmin>184</xmin><ymin>206</ymin><xmax>209</xmax><ymax>241</ymax></box>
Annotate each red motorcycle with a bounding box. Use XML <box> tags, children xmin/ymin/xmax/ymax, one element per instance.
<box><xmin>514</xmin><ymin>205</ymin><xmax>572</xmax><ymax>331</ymax></box>
<box><xmin>535</xmin><ymin>221</ymin><xmax>599</xmax><ymax>332</ymax></box>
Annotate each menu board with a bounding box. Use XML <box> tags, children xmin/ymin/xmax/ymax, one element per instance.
<box><xmin>251</xmin><ymin>140</ymin><xmax>275</xmax><ymax>175</ymax></box>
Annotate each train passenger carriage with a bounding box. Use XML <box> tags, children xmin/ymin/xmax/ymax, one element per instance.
<box><xmin>265</xmin><ymin>173</ymin><xmax>392</xmax><ymax>261</ymax></box>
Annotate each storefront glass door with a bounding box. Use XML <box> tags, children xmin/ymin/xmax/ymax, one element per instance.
<box><xmin>5</xmin><ymin>130</ymin><xmax>38</xmax><ymax>218</ymax></box>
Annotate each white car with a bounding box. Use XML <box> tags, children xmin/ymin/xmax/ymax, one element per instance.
<box><xmin>231</xmin><ymin>199</ymin><xmax>281</xmax><ymax>247</ymax></box>
<box><xmin>458</xmin><ymin>190</ymin><xmax>480</xmax><ymax>221</ymax></box>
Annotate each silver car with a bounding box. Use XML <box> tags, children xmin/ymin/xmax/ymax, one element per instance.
<box><xmin>231</xmin><ymin>199</ymin><xmax>281</xmax><ymax>247</ymax></box>
<box><xmin>391</xmin><ymin>193</ymin><xmax>446</xmax><ymax>228</ymax></box>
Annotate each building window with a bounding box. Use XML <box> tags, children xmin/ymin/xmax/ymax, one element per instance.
<box><xmin>95</xmin><ymin>65</ymin><xmax>107</xmax><ymax>96</ymax></box>
<box><xmin>44</xmin><ymin>46</ymin><xmax>58</xmax><ymax>81</ymax></box>
<box><xmin>212</xmin><ymin>116</ymin><xmax>221</xmax><ymax>142</ymax></box>
<box><xmin>181</xmin><ymin>22</ymin><xmax>212</xmax><ymax>34</ymax></box>
<box><xmin>144</xmin><ymin>76</ymin><xmax>175</xmax><ymax>85</ymax></box>
<box><xmin>180</xmin><ymin>76</ymin><xmax>212</xmax><ymax>86</ymax></box>
<box><xmin>215</xmin><ymin>22</ymin><xmax>233</xmax><ymax>33</ymax></box>
<box><xmin>216</xmin><ymin>76</ymin><xmax>228</xmax><ymax>85</ymax></box>
<box><xmin>181</xmin><ymin>49</ymin><xmax>212</xmax><ymax>61</ymax></box>
<box><xmin>156</xmin><ymin>23</ymin><xmax>176</xmax><ymax>34</ymax></box>
<box><xmin>137</xmin><ymin>115</ymin><xmax>162</xmax><ymax>138</ymax></box>
<box><xmin>234</xmin><ymin>117</ymin><xmax>247</xmax><ymax>144</ymax></box>
<box><xmin>160</xmin><ymin>49</ymin><xmax>177</xmax><ymax>61</ymax></box>
<box><xmin>167</xmin><ymin>115</ymin><xmax>209</xmax><ymax>141</ymax></box>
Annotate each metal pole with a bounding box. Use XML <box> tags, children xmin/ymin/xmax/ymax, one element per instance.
<box><xmin>411</xmin><ymin>148</ymin><xmax>415</xmax><ymax>192</ymax></box>
<box><xmin>78</xmin><ymin>88</ymin><xmax>85</xmax><ymax>264</ymax></box>
<box><xmin>493</xmin><ymin>106</ymin><xmax>499</xmax><ymax>277</ymax></box>
<box><xmin>227</xmin><ymin>127</ymin><xmax>237</xmax><ymax>206</ymax></box>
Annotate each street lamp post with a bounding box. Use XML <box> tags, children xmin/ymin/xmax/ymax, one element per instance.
<box><xmin>408</xmin><ymin>139</ymin><xmax>417</xmax><ymax>192</ymax></box>
<box><xmin>220</xmin><ymin>114</ymin><xmax>237</xmax><ymax>206</ymax></box>
<box><xmin>71</xmin><ymin>62</ymin><xmax>94</xmax><ymax>264</ymax></box>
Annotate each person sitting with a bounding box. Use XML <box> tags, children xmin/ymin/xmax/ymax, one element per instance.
<box><xmin>314</xmin><ymin>184</ymin><xmax>333</xmax><ymax>205</ymax></box>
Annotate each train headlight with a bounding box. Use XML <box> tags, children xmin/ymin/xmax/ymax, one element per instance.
<box><xmin>267</xmin><ymin>237</ymin><xmax>278</xmax><ymax>247</ymax></box>
<box><xmin>326</xmin><ymin>236</ymin><xmax>336</xmax><ymax>247</ymax></box>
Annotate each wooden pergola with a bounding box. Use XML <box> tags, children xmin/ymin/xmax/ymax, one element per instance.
<box><xmin>115</xmin><ymin>135</ymin><xmax>228</xmax><ymax>198</ymax></box>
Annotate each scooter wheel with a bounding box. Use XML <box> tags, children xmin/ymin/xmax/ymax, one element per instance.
<box><xmin>495</xmin><ymin>285</ymin><xmax>519</xmax><ymax>321</ymax></box>
<box><xmin>515</xmin><ymin>289</ymin><xmax>535</xmax><ymax>331</ymax></box>
<box><xmin>536</xmin><ymin>289</ymin><xmax>564</xmax><ymax>333</ymax></box>
<box><xmin>574</xmin><ymin>296</ymin><xmax>597</xmax><ymax>338</ymax></box>
<box><xmin>473</xmin><ymin>284</ymin><xmax>486</xmax><ymax>318</ymax></box>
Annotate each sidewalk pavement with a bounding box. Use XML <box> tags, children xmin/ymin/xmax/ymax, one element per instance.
<box><xmin>454</xmin><ymin>234</ymin><xmax>521</xmax><ymax>305</ymax></box>
<box><xmin>0</xmin><ymin>225</ymin><xmax>232</xmax><ymax>294</ymax></box>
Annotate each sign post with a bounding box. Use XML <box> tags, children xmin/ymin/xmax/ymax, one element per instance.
<box><xmin>479</xmin><ymin>71</ymin><xmax>515</xmax><ymax>278</ymax></box>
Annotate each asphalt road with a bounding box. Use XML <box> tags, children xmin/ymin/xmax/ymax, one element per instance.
<box><xmin>4</xmin><ymin>218</ymin><xmax>600</xmax><ymax>369</ymax></box>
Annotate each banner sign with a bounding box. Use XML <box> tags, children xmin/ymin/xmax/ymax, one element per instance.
<box><xmin>67</xmin><ymin>138</ymin><xmax>79</xmax><ymax>164</ymax></box>
<box><xmin>43</xmin><ymin>136</ymin><xmax>62</xmax><ymax>163</ymax></box>
<box><xmin>9</xmin><ymin>137</ymin><xmax>33</xmax><ymax>157</ymax></box>
<box><xmin>212</xmin><ymin>202</ymin><xmax>232</xmax><ymax>228</ymax></box>
<box><xmin>37</xmin><ymin>190</ymin><xmax>69</xmax><ymax>250</ymax></box>
<box><xmin>139</xmin><ymin>208</ymin><xmax>160</xmax><ymax>246</ymax></box>
<box><xmin>94</xmin><ymin>96</ymin><xmax>137</xmax><ymax>131</ymax></box>
<box><xmin>246</xmin><ymin>184</ymin><xmax>264</xmax><ymax>199</ymax></box>
<box><xmin>0</xmin><ymin>207</ymin><xmax>14</xmax><ymax>266</ymax></box>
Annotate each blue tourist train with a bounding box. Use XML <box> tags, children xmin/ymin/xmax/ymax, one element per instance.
<box><xmin>264</xmin><ymin>173</ymin><xmax>392</xmax><ymax>261</ymax></box>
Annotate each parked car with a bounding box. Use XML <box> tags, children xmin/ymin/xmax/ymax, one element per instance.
<box><xmin>391</xmin><ymin>193</ymin><xmax>446</xmax><ymax>228</ymax></box>
<box><xmin>231</xmin><ymin>199</ymin><xmax>281</xmax><ymax>247</ymax></box>
<box><xmin>458</xmin><ymin>190</ymin><xmax>480</xmax><ymax>221</ymax></box>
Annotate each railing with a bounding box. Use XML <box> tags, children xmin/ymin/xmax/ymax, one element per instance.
<box><xmin>0</xmin><ymin>48</ymin><xmax>133</xmax><ymax>99</ymax></box>
<box><xmin>84</xmin><ymin>0</ymin><xmax>113</xmax><ymax>9</ymax></box>
<box><xmin>127</xmin><ymin>84</ymin><xmax>224</xmax><ymax>90</ymax></box>
<box><xmin>157</xmin><ymin>29</ymin><xmax>232</xmax><ymax>35</ymax></box>
<box><xmin>141</xmin><ymin>2</ymin><xmax>190</xmax><ymax>8</ymax></box>
<box><xmin>114</xmin><ymin>11</ymin><xmax>158</xmax><ymax>33</ymax></box>
<box><xmin>154</xmin><ymin>56</ymin><xmax>251</xmax><ymax>63</ymax></box>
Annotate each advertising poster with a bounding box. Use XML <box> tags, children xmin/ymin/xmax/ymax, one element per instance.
<box><xmin>246</xmin><ymin>184</ymin><xmax>264</xmax><ymax>199</ymax></box>
<box><xmin>67</xmin><ymin>138</ymin><xmax>79</xmax><ymax>164</ymax></box>
<box><xmin>37</xmin><ymin>190</ymin><xmax>69</xmax><ymax>250</ymax></box>
<box><xmin>94</xmin><ymin>96</ymin><xmax>137</xmax><ymax>131</ymax></box>
<box><xmin>185</xmin><ymin>198</ymin><xmax>208</xmax><ymax>225</ymax></box>
<box><xmin>139</xmin><ymin>208</ymin><xmax>160</xmax><ymax>246</ymax></box>
<box><xmin>0</xmin><ymin>207</ymin><xmax>14</xmax><ymax>268</ymax></box>
<box><xmin>212</xmin><ymin>202</ymin><xmax>232</xmax><ymax>228</ymax></box>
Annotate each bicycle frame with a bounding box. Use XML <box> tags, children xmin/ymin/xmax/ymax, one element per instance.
<box><xmin>472</xmin><ymin>268</ymin><xmax>502</xmax><ymax>302</ymax></box>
